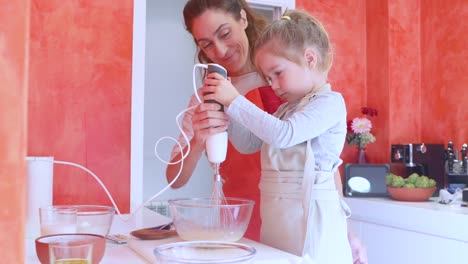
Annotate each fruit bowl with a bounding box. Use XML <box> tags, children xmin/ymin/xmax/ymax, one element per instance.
<box><xmin>168</xmin><ymin>197</ymin><xmax>254</xmax><ymax>242</ymax></box>
<box><xmin>387</xmin><ymin>186</ymin><xmax>436</xmax><ymax>201</ymax></box>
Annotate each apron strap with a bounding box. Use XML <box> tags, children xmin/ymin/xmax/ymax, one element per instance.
<box><xmin>301</xmin><ymin>140</ymin><xmax>316</xmax><ymax>223</ymax></box>
<box><xmin>340</xmin><ymin>197</ymin><xmax>352</xmax><ymax>218</ymax></box>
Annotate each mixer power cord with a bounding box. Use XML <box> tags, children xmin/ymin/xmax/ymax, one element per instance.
<box><xmin>33</xmin><ymin>107</ymin><xmax>193</xmax><ymax>222</ymax></box>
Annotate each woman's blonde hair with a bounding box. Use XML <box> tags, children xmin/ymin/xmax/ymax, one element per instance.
<box><xmin>253</xmin><ymin>9</ymin><xmax>333</xmax><ymax>74</ymax></box>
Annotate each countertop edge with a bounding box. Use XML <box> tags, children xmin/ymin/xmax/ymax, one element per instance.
<box><xmin>344</xmin><ymin>197</ymin><xmax>468</xmax><ymax>242</ymax></box>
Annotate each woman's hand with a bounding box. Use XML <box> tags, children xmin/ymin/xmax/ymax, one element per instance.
<box><xmin>202</xmin><ymin>72</ymin><xmax>240</xmax><ymax>106</ymax></box>
<box><xmin>191</xmin><ymin>102</ymin><xmax>229</xmax><ymax>143</ymax></box>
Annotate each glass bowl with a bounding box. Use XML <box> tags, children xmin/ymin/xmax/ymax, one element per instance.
<box><xmin>39</xmin><ymin>205</ymin><xmax>79</xmax><ymax>236</ymax></box>
<box><xmin>168</xmin><ymin>198</ymin><xmax>254</xmax><ymax>242</ymax></box>
<box><xmin>35</xmin><ymin>233</ymin><xmax>106</xmax><ymax>264</ymax></box>
<box><xmin>76</xmin><ymin>205</ymin><xmax>115</xmax><ymax>236</ymax></box>
<box><xmin>153</xmin><ymin>241</ymin><xmax>256</xmax><ymax>264</ymax></box>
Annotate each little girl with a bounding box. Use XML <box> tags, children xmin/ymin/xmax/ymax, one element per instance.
<box><xmin>202</xmin><ymin>9</ymin><xmax>353</xmax><ymax>263</ymax></box>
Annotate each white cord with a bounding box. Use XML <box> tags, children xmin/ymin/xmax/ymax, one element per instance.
<box><xmin>153</xmin><ymin>105</ymin><xmax>196</xmax><ymax>165</ymax></box>
<box><xmin>50</xmin><ymin>160</ymin><xmax>132</xmax><ymax>221</ymax></box>
<box><xmin>37</xmin><ymin>103</ymin><xmax>193</xmax><ymax>222</ymax></box>
<box><xmin>193</xmin><ymin>63</ymin><xmax>207</xmax><ymax>103</ymax></box>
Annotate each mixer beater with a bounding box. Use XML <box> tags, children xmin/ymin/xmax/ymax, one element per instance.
<box><xmin>210</xmin><ymin>162</ymin><xmax>236</xmax><ymax>229</ymax></box>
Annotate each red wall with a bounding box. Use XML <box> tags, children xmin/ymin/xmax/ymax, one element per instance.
<box><xmin>366</xmin><ymin>0</ymin><xmax>390</xmax><ymax>163</ymax></box>
<box><xmin>387</xmin><ymin>0</ymin><xmax>422</xmax><ymax>146</ymax></box>
<box><xmin>297</xmin><ymin>0</ymin><xmax>468</xmax><ymax>166</ymax></box>
<box><xmin>297</xmin><ymin>0</ymin><xmax>367</xmax><ymax>165</ymax></box>
<box><xmin>0</xmin><ymin>0</ymin><xmax>30</xmax><ymax>262</ymax></box>
<box><xmin>420</xmin><ymin>0</ymin><xmax>467</xmax><ymax>148</ymax></box>
<box><xmin>27</xmin><ymin>0</ymin><xmax>133</xmax><ymax>212</ymax></box>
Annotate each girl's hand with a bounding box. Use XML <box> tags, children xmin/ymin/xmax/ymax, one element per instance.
<box><xmin>202</xmin><ymin>72</ymin><xmax>240</xmax><ymax>106</ymax></box>
<box><xmin>191</xmin><ymin>102</ymin><xmax>229</xmax><ymax>143</ymax></box>
<box><xmin>348</xmin><ymin>232</ymin><xmax>368</xmax><ymax>264</ymax></box>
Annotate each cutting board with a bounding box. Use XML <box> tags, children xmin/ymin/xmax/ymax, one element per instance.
<box><xmin>127</xmin><ymin>235</ymin><xmax>302</xmax><ymax>263</ymax></box>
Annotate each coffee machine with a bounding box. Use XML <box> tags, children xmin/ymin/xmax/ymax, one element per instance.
<box><xmin>390</xmin><ymin>143</ymin><xmax>446</xmax><ymax>193</ymax></box>
<box><xmin>445</xmin><ymin>141</ymin><xmax>468</xmax><ymax>189</ymax></box>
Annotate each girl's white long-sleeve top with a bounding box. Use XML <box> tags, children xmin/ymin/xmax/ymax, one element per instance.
<box><xmin>226</xmin><ymin>84</ymin><xmax>347</xmax><ymax>173</ymax></box>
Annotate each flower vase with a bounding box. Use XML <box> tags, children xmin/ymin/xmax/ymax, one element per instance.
<box><xmin>357</xmin><ymin>148</ymin><xmax>367</xmax><ymax>164</ymax></box>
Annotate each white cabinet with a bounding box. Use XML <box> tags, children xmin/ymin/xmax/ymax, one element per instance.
<box><xmin>346</xmin><ymin>198</ymin><xmax>468</xmax><ymax>264</ymax></box>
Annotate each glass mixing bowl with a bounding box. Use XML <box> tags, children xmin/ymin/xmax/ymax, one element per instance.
<box><xmin>75</xmin><ymin>205</ymin><xmax>115</xmax><ymax>236</ymax></box>
<box><xmin>168</xmin><ymin>198</ymin><xmax>254</xmax><ymax>242</ymax></box>
<box><xmin>39</xmin><ymin>205</ymin><xmax>115</xmax><ymax>237</ymax></box>
<box><xmin>153</xmin><ymin>241</ymin><xmax>256</xmax><ymax>264</ymax></box>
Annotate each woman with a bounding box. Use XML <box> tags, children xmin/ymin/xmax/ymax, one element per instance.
<box><xmin>166</xmin><ymin>1</ymin><xmax>367</xmax><ymax>262</ymax></box>
<box><xmin>166</xmin><ymin>0</ymin><xmax>275</xmax><ymax>241</ymax></box>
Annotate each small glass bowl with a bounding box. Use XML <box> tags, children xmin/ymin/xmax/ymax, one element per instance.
<box><xmin>35</xmin><ymin>233</ymin><xmax>106</xmax><ymax>264</ymax></box>
<box><xmin>39</xmin><ymin>206</ymin><xmax>79</xmax><ymax>236</ymax></box>
<box><xmin>75</xmin><ymin>205</ymin><xmax>115</xmax><ymax>236</ymax></box>
<box><xmin>153</xmin><ymin>241</ymin><xmax>257</xmax><ymax>264</ymax></box>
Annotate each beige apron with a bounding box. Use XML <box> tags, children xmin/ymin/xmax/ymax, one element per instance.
<box><xmin>259</xmin><ymin>88</ymin><xmax>353</xmax><ymax>263</ymax></box>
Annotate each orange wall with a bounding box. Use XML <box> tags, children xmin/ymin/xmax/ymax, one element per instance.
<box><xmin>0</xmin><ymin>0</ymin><xmax>30</xmax><ymax>262</ymax></box>
<box><xmin>297</xmin><ymin>0</ymin><xmax>468</xmax><ymax>166</ymax></box>
<box><xmin>420</xmin><ymin>0</ymin><xmax>467</xmax><ymax>148</ymax></box>
<box><xmin>366</xmin><ymin>0</ymin><xmax>390</xmax><ymax>163</ymax></box>
<box><xmin>27</xmin><ymin>0</ymin><xmax>133</xmax><ymax>212</ymax></box>
<box><xmin>388</xmin><ymin>0</ymin><xmax>422</xmax><ymax>146</ymax></box>
<box><xmin>296</xmin><ymin>0</ymin><xmax>367</xmax><ymax>165</ymax></box>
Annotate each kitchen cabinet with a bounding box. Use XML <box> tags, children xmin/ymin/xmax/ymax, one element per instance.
<box><xmin>346</xmin><ymin>198</ymin><xmax>468</xmax><ymax>264</ymax></box>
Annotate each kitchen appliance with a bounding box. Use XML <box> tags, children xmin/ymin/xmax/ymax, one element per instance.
<box><xmin>26</xmin><ymin>156</ymin><xmax>54</xmax><ymax>238</ymax></box>
<box><xmin>445</xmin><ymin>142</ymin><xmax>468</xmax><ymax>189</ymax></box>
<box><xmin>192</xmin><ymin>63</ymin><xmax>232</xmax><ymax>222</ymax></box>
<box><xmin>343</xmin><ymin>164</ymin><xmax>390</xmax><ymax>197</ymax></box>
<box><xmin>193</xmin><ymin>63</ymin><xmax>229</xmax><ymax>164</ymax></box>
<box><xmin>390</xmin><ymin>143</ymin><xmax>445</xmax><ymax>194</ymax></box>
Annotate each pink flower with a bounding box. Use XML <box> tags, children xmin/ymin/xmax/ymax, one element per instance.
<box><xmin>351</xmin><ymin>117</ymin><xmax>372</xmax><ymax>133</ymax></box>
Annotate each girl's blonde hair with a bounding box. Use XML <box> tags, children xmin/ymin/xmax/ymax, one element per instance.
<box><xmin>253</xmin><ymin>9</ymin><xmax>333</xmax><ymax>74</ymax></box>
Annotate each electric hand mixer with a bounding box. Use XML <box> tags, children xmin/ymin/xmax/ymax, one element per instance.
<box><xmin>193</xmin><ymin>63</ymin><xmax>229</xmax><ymax>206</ymax></box>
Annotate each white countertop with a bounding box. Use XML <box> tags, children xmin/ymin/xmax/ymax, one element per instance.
<box><xmin>344</xmin><ymin>197</ymin><xmax>468</xmax><ymax>242</ymax></box>
<box><xmin>26</xmin><ymin>207</ymin><xmax>301</xmax><ymax>263</ymax></box>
